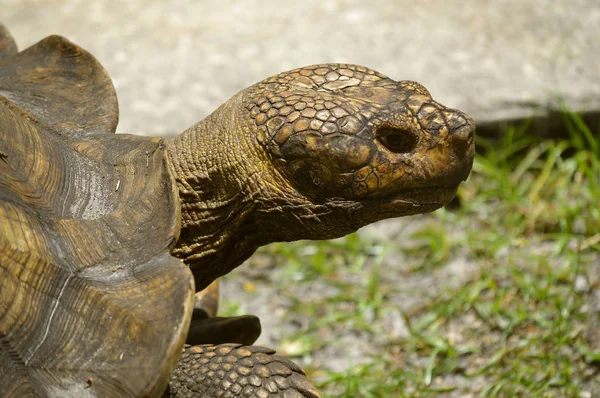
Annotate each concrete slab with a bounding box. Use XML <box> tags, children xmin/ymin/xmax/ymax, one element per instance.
<box><xmin>3</xmin><ymin>0</ymin><xmax>599</xmax><ymax>137</ymax></box>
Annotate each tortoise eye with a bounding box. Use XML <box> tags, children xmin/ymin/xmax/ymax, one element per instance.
<box><xmin>376</xmin><ymin>127</ymin><xmax>418</xmax><ymax>153</ymax></box>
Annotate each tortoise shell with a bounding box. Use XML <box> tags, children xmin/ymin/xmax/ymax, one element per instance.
<box><xmin>0</xmin><ymin>25</ymin><xmax>195</xmax><ymax>397</ymax></box>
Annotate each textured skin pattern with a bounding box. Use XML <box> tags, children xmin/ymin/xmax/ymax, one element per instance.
<box><xmin>167</xmin><ymin>64</ymin><xmax>474</xmax><ymax>395</ymax></box>
<box><xmin>166</xmin><ymin>344</ymin><xmax>320</xmax><ymax>398</ymax></box>
<box><xmin>0</xmin><ymin>25</ymin><xmax>476</xmax><ymax>398</ymax></box>
<box><xmin>168</xmin><ymin>63</ymin><xmax>475</xmax><ymax>288</ymax></box>
<box><xmin>246</xmin><ymin>63</ymin><xmax>472</xmax><ymax>200</ymax></box>
<box><xmin>249</xmin><ymin>64</ymin><xmax>400</xmax><ymax>149</ymax></box>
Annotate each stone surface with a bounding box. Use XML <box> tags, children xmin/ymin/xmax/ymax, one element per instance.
<box><xmin>3</xmin><ymin>0</ymin><xmax>599</xmax><ymax>137</ymax></box>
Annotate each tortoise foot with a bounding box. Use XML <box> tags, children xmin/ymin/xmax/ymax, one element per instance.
<box><xmin>189</xmin><ymin>279</ymin><xmax>261</xmax><ymax>346</ymax></box>
<box><xmin>166</xmin><ymin>344</ymin><xmax>321</xmax><ymax>398</ymax></box>
<box><xmin>187</xmin><ymin>315</ymin><xmax>261</xmax><ymax>346</ymax></box>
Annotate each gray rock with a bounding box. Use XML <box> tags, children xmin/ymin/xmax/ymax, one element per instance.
<box><xmin>3</xmin><ymin>0</ymin><xmax>598</xmax><ymax>137</ymax></box>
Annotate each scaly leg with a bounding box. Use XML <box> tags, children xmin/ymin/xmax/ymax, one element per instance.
<box><xmin>165</xmin><ymin>344</ymin><xmax>321</xmax><ymax>397</ymax></box>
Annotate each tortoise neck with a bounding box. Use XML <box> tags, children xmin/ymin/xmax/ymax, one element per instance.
<box><xmin>166</xmin><ymin>100</ymin><xmax>268</xmax><ymax>289</ymax></box>
<box><xmin>165</xmin><ymin>95</ymin><xmax>368</xmax><ymax>290</ymax></box>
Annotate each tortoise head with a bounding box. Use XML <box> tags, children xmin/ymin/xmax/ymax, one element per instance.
<box><xmin>246</xmin><ymin>64</ymin><xmax>475</xmax><ymax>236</ymax></box>
<box><xmin>168</xmin><ymin>64</ymin><xmax>475</xmax><ymax>283</ymax></box>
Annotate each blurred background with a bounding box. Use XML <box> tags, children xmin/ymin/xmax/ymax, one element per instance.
<box><xmin>4</xmin><ymin>0</ymin><xmax>599</xmax><ymax>137</ymax></box>
<box><xmin>3</xmin><ymin>1</ymin><xmax>599</xmax><ymax>396</ymax></box>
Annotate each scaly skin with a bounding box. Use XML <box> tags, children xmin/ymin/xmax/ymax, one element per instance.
<box><xmin>165</xmin><ymin>63</ymin><xmax>474</xmax><ymax>397</ymax></box>
<box><xmin>0</xmin><ymin>25</ymin><xmax>473</xmax><ymax>397</ymax></box>
<box><xmin>165</xmin><ymin>344</ymin><xmax>320</xmax><ymax>398</ymax></box>
<box><xmin>167</xmin><ymin>63</ymin><xmax>475</xmax><ymax>290</ymax></box>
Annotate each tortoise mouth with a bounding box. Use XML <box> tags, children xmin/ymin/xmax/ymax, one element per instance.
<box><xmin>390</xmin><ymin>185</ymin><xmax>459</xmax><ymax>205</ymax></box>
<box><xmin>318</xmin><ymin>185</ymin><xmax>460</xmax><ymax>236</ymax></box>
<box><xmin>367</xmin><ymin>185</ymin><xmax>460</xmax><ymax>215</ymax></box>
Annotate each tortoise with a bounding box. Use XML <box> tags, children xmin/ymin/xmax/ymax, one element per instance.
<box><xmin>0</xmin><ymin>24</ymin><xmax>475</xmax><ymax>397</ymax></box>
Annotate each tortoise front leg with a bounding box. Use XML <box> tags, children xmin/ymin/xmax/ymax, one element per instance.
<box><xmin>181</xmin><ymin>284</ymin><xmax>320</xmax><ymax>396</ymax></box>
<box><xmin>187</xmin><ymin>315</ymin><xmax>261</xmax><ymax>347</ymax></box>
<box><xmin>165</xmin><ymin>344</ymin><xmax>321</xmax><ymax>398</ymax></box>
<box><xmin>193</xmin><ymin>280</ymin><xmax>220</xmax><ymax>319</ymax></box>
<box><xmin>188</xmin><ymin>280</ymin><xmax>262</xmax><ymax>346</ymax></box>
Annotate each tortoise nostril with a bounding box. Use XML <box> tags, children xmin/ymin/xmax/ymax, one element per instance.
<box><xmin>453</xmin><ymin>122</ymin><xmax>475</xmax><ymax>142</ymax></box>
<box><xmin>450</xmin><ymin>122</ymin><xmax>475</xmax><ymax>156</ymax></box>
<box><xmin>376</xmin><ymin>127</ymin><xmax>418</xmax><ymax>154</ymax></box>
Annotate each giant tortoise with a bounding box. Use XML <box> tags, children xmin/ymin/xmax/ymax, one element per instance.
<box><xmin>0</xmin><ymin>25</ymin><xmax>475</xmax><ymax>397</ymax></box>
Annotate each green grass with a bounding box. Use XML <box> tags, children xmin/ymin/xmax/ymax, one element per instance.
<box><xmin>226</xmin><ymin>110</ymin><xmax>600</xmax><ymax>397</ymax></box>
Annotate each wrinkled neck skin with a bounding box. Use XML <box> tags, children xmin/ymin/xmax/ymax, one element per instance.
<box><xmin>166</xmin><ymin>64</ymin><xmax>476</xmax><ymax>291</ymax></box>
<box><xmin>167</xmin><ymin>95</ymin><xmax>364</xmax><ymax>291</ymax></box>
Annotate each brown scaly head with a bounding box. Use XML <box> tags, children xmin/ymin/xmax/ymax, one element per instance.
<box><xmin>167</xmin><ymin>63</ymin><xmax>475</xmax><ymax>289</ymax></box>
